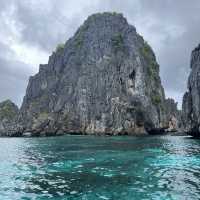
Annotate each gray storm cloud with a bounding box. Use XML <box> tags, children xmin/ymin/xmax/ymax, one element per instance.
<box><xmin>0</xmin><ymin>0</ymin><xmax>200</xmax><ymax>108</ymax></box>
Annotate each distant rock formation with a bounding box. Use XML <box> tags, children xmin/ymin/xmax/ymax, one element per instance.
<box><xmin>182</xmin><ymin>44</ymin><xmax>200</xmax><ymax>137</ymax></box>
<box><xmin>164</xmin><ymin>98</ymin><xmax>182</xmax><ymax>132</ymax></box>
<box><xmin>0</xmin><ymin>100</ymin><xmax>20</xmax><ymax>136</ymax></box>
<box><xmin>0</xmin><ymin>12</ymin><xmax>182</xmax><ymax>136</ymax></box>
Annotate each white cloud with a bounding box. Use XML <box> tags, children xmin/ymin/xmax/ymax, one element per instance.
<box><xmin>10</xmin><ymin>42</ymin><xmax>48</xmax><ymax>72</ymax></box>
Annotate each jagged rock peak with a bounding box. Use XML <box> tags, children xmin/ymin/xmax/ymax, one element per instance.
<box><xmin>37</xmin><ymin>13</ymin><xmax>139</xmax><ymax>76</ymax></box>
<box><xmin>76</xmin><ymin>12</ymin><xmax>131</xmax><ymax>35</ymax></box>
<box><xmin>83</xmin><ymin>12</ymin><xmax>128</xmax><ymax>25</ymax></box>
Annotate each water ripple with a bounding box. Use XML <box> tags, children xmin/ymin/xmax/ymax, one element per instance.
<box><xmin>0</xmin><ymin>135</ymin><xmax>199</xmax><ymax>199</ymax></box>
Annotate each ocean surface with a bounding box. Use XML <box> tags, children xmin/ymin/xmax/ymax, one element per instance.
<box><xmin>0</xmin><ymin>135</ymin><xmax>200</xmax><ymax>200</ymax></box>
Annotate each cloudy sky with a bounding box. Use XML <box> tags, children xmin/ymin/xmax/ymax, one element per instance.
<box><xmin>0</xmin><ymin>0</ymin><xmax>200</xmax><ymax>108</ymax></box>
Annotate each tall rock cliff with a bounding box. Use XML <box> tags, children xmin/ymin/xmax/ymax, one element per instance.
<box><xmin>19</xmin><ymin>12</ymin><xmax>169</xmax><ymax>136</ymax></box>
<box><xmin>183</xmin><ymin>44</ymin><xmax>200</xmax><ymax>136</ymax></box>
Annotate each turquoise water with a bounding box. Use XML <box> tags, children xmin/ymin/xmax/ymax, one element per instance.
<box><xmin>0</xmin><ymin>135</ymin><xmax>200</xmax><ymax>200</ymax></box>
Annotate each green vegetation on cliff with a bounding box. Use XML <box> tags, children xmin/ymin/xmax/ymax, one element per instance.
<box><xmin>151</xmin><ymin>94</ymin><xmax>162</xmax><ymax>105</ymax></box>
<box><xmin>0</xmin><ymin>100</ymin><xmax>18</xmax><ymax>120</ymax></box>
<box><xmin>56</xmin><ymin>43</ymin><xmax>65</xmax><ymax>52</ymax></box>
<box><xmin>140</xmin><ymin>42</ymin><xmax>159</xmax><ymax>80</ymax></box>
<box><xmin>111</xmin><ymin>33</ymin><xmax>125</xmax><ymax>53</ymax></box>
<box><xmin>75</xmin><ymin>36</ymin><xmax>84</xmax><ymax>49</ymax></box>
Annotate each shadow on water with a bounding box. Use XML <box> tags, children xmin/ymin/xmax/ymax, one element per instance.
<box><xmin>0</xmin><ymin>135</ymin><xmax>200</xmax><ymax>199</ymax></box>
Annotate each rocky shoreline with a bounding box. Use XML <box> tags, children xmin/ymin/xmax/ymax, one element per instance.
<box><xmin>3</xmin><ymin>131</ymin><xmax>187</xmax><ymax>138</ymax></box>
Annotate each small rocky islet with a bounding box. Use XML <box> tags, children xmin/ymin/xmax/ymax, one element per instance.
<box><xmin>0</xmin><ymin>12</ymin><xmax>197</xmax><ymax>137</ymax></box>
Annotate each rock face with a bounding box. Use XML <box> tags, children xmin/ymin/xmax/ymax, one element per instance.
<box><xmin>164</xmin><ymin>98</ymin><xmax>182</xmax><ymax>132</ymax></box>
<box><xmin>18</xmin><ymin>12</ymin><xmax>170</xmax><ymax>136</ymax></box>
<box><xmin>182</xmin><ymin>44</ymin><xmax>200</xmax><ymax>136</ymax></box>
<box><xmin>0</xmin><ymin>100</ymin><xmax>20</xmax><ymax>136</ymax></box>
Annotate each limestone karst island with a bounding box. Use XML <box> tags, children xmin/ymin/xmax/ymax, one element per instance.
<box><xmin>0</xmin><ymin>13</ymin><xmax>182</xmax><ymax>137</ymax></box>
<box><xmin>0</xmin><ymin>6</ymin><xmax>200</xmax><ymax>200</ymax></box>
